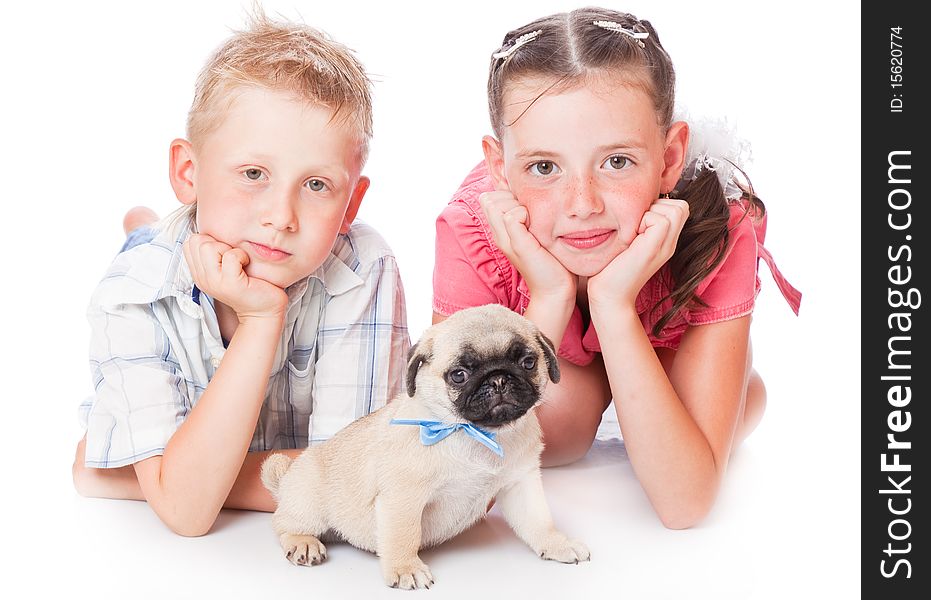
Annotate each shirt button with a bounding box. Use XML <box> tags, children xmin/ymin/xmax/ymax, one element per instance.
<box><xmin>210</xmin><ymin>357</ymin><xmax>221</xmax><ymax>368</ymax></box>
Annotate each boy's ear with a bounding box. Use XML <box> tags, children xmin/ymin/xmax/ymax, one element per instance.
<box><xmin>481</xmin><ymin>135</ymin><xmax>510</xmax><ymax>192</ymax></box>
<box><xmin>169</xmin><ymin>139</ymin><xmax>197</xmax><ymax>206</ymax></box>
<box><xmin>340</xmin><ymin>175</ymin><xmax>369</xmax><ymax>234</ymax></box>
<box><xmin>660</xmin><ymin>121</ymin><xmax>690</xmax><ymax>194</ymax></box>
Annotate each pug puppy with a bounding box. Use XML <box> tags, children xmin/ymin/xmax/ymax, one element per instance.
<box><xmin>261</xmin><ymin>304</ymin><xmax>590</xmax><ymax>589</ymax></box>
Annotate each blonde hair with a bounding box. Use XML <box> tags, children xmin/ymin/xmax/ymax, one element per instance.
<box><xmin>187</xmin><ymin>9</ymin><xmax>373</xmax><ymax>162</ymax></box>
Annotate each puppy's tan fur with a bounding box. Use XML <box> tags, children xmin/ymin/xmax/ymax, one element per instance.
<box><xmin>262</xmin><ymin>305</ymin><xmax>589</xmax><ymax>589</ymax></box>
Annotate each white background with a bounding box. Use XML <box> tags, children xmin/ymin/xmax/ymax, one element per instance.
<box><xmin>1</xmin><ymin>1</ymin><xmax>860</xmax><ymax>598</ymax></box>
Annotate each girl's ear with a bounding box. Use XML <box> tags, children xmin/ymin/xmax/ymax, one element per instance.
<box><xmin>660</xmin><ymin>121</ymin><xmax>690</xmax><ymax>194</ymax></box>
<box><xmin>169</xmin><ymin>139</ymin><xmax>197</xmax><ymax>206</ymax></box>
<box><xmin>340</xmin><ymin>176</ymin><xmax>369</xmax><ymax>234</ymax></box>
<box><xmin>481</xmin><ymin>135</ymin><xmax>510</xmax><ymax>191</ymax></box>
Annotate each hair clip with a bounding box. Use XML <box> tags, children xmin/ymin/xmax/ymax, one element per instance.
<box><xmin>696</xmin><ymin>154</ymin><xmax>717</xmax><ymax>172</ymax></box>
<box><xmin>492</xmin><ymin>29</ymin><xmax>542</xmax><ymax>60</ymax></box>
<box><xmin>593</xmin><ymin>20</ymin><xmax>649</xmax><ymax>48</ymax></box>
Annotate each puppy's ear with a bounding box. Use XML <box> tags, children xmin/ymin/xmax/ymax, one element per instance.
<box><xmin>405</xmin><ymin>340</ymin><xmax>432</xmax><ymax>397</ymax></box>
<box><xmin>536</xmin><ymin>333</ymin><xmax>561</xmax><ymax>384</ymax></box>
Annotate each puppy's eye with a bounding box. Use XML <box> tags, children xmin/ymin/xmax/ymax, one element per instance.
<box><xmin>449</xmin><ymin>369</ymin><xmax>468</xmax><ymax>384</ymax></box>
<box><xmin>521</xmin><ymin>356</ymin><xmax>536</xmax><ymax>370</ymax></box>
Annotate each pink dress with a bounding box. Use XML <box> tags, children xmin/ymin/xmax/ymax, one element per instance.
<box><xmin>433</xmin><ymin>162</ymin><xmax>802</xmax><ymax>367</ymax></box>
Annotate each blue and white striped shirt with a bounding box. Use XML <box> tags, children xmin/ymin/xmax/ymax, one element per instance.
<box><xmin>79</xmin><ymin>211</ymin><xmax>409</xmax><ymax>468</ymax></box>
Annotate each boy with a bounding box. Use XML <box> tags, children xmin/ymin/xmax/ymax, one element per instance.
<box><xmin>71</xmin><ymin>13</ymin><xmax>409</xmax><ymax>537</ymax></box>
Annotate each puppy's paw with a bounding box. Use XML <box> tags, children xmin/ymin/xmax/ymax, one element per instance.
<box><xmin>382</xmin><ymin>557</ymin><xmax>435</xmax><ymax>590</ymax></box>
<box><xmin>533</xmin><ymin>532</ymin><xmax>591</xmax><ymax>564</ymax></box>
<box><xmin>280</xmin><ymin>533</ymin><xmax>327</xmax><ymax>566</ymax></box>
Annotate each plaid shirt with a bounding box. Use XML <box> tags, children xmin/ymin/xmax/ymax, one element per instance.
<box><xmin>79</xmin><ymin>212</ymin><xmax>409</xmax><ymax>468</ymax></box>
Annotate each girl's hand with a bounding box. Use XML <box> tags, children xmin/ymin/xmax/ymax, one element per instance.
<box><xmin>479</xmin><ymin>189</ymin><xmax>576</xmax><ymax>303</ymax></box>
<box><xmin>183</xmin><ymin>233</ymin><xmax>288</xmax><ymax>324</ymax></box>
<box><xmin>588</xmin><ymin>198</ymin><xmax>689</xmax><ymax>310</ymax></box>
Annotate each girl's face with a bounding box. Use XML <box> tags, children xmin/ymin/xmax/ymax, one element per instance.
<box><xmin>485</xmin><ymin>74</ymin><xmax>687</xmax><ymax>277</ymax></box>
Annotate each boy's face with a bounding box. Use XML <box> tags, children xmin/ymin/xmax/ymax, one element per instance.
<box><xmin>182</xmin><ymin>87</ymin><xmax>367</xmax><ymax>289</ymax></box>
<box><xmin>487</xmin><ymin>75</ymin><xmax>681</xmax><ymax>278</ymax></box>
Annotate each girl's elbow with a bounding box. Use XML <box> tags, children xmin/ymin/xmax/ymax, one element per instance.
<box><xmin>657</xmin><ymin>495</ymin><xmax>715</xmax><ymax>530</ymax></box>
<box><xmin>541</xmin><ymin>433</ymin><xmax>596</xmax><ymax>467</ymax></box>
<box><xmin>659</xmin><ymin>508</ymin><xmax>708</xmax><ymax>530</ymax></box>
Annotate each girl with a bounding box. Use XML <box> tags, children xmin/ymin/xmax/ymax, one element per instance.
<box><xmin>432</xmin><ymin>7</ymin><xmax>801</xmax><ymax>529</ymax></box>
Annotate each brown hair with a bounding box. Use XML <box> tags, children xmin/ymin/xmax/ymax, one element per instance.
<box><xmin>188</xmin><ymin>8</ymin><xmax>373</xmax><ymax>162</ymax></box>
<box><xmin>487</xmin><ymin>7</ymin><xmax>764</xmax><ymax>337</ymax></box>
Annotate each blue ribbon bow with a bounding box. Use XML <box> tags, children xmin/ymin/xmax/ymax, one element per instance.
<box><xmin>390</xmin><ymin>419</ymin><xmax>504</xmax><ymax>457</ymax></box>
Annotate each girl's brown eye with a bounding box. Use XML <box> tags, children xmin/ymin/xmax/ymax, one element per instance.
<box><xmin>531</xmin><ymin>161</ymin><xmax>555</xmax><ymax>176</ymax></box>
<box><xmin>245</xmin><ymin>168</ymin><xmax>263</xmax><ymax>180</ymax></box>
<box><xmin>604</xmin><ymin>155</ymin><xmax>629</xmax><ymax>170</ymax></box>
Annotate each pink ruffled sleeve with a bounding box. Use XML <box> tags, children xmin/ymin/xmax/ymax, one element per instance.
<box><xmin>684</xmin><ymin>205</ymin><xmax>760</xmax><ymax>325</ymax></box>
<box><xmin>432</xmin><ymin>164</ymin><xmax>522</xmax><ymax>316</ymax></box>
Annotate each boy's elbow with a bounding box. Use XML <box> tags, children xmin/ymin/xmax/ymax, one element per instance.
<box><xmin>150</xmin><ymin>496</ymin><xmax>218</xmax><ymax>537</ymax></box>
<box><xmin>164</xmin><ymin>516</ymin><xmax>213</xmax><ymax>538</ymax></box>
<box><xmin>72</xmin><ymin>461</ymin><xmax>92</xmax><ymax>498</ymax></box>
<box><xmin>135</xmin><ymin>458</ymin><xmax>219</xmax><ymax>537</ymax></box>
<box><xmin>73</xmin><ymin>439</ymin><xmax>216</xmax><ymax>536</ymax></box>
<box><xmin>72</xmin><ymin>438</ymin><xmax>93</xmax><ymax>497</ymax></box>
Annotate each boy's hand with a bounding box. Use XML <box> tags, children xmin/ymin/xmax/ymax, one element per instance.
<box><xmin>588</xmin><ymin>198</ymin><xmax>689</xmax><ymax>311</ymax></box>
<box><xmin>480</xmin><ymin>189</ymin><xmax>576</xmax><ymax>304</ymax></box>
<box><xmin>183</xmin><ymin>233</ymin><xmax>288</xmax><ymax>324</ymax></box>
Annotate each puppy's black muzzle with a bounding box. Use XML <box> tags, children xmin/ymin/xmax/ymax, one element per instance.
<box><xmin>456</xmin><ymin>367</ymin><xmax>538</xmax><ymax>427</ymax></box>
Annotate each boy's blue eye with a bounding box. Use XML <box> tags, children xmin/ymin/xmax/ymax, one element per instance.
<box><xmin>603</xmin><ymin>155</ymin><xmax>630</xmax><ymax>170</ymax></box>
<box><xmin>244</xmin><ymin>168</ymin><xmax>264</xmax><ymax>180</ymax></box>
<box><xmin>529</xmin><ymin>161</ymin><xmax>559</xmax><ymax>176</ymax></box>
<box><xmin>306</xmin><ymin>179</ymin><xmax>328</xmax><ymax>192</ymax></box>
